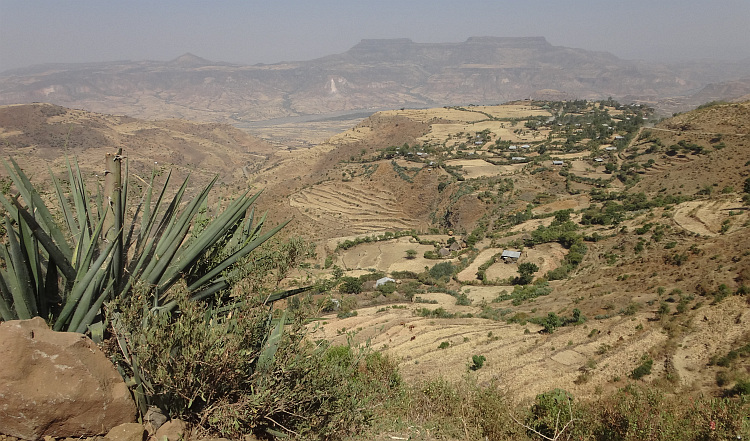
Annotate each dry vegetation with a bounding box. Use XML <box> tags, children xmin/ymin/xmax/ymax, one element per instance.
<box><xmin>2</xmin><ymin>99</ymin><xmax>749</xmax><ymax>439</ymax></box>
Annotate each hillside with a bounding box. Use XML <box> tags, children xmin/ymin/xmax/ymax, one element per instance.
<box><xmin>0</xmin><ymin>103</ymin><xmax>275</xmax><ymax>190</ymax></box>
<box><xmin>2</xmin><ymin>38</ymin><xmax>750</xmax><ymax>131</ymax></box>
<box><xmin>257</xmin><ymin>100</ymin><xmax>750</xmax><ymax>409</ymax></box>
<box><xmin>0</xmin><ymin>99</ymin><xmax>748</xmax><ymax>427</ymax></box>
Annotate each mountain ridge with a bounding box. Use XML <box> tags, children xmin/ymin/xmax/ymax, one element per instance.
<box><xmin>2</xmin><ymin>37</ymin><xmax>750</xmax><ymax>126</ymax></box>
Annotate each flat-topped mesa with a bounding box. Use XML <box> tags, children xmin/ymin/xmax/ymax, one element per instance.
<box><xmin>346</xmin><ymin>37</ymin><xmax>553</xmax><ymax>63</ymax></box>
<box><xmin>464</xmin><ymin>36</ymin><xmax>551</xmax><ymax>48</ymax></box>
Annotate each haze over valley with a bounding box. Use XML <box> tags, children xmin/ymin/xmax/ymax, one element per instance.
<box><xmin>1</xmin><ymin>2</ymin><xmax>750</xmax><ymax>439</ymax></box>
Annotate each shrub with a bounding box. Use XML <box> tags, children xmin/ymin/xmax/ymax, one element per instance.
<box><xmin>339</xmin><ymin>277</ymin><xmax>363</xmax><ymax>294</ymax></box>
<box><xmin>526</xmin><ymin>389</ymin><xmax>575</xmax><ymax>440</ymax></box>
<box><xmin>728</xmin><ymin>378</ymin><xmax>750</xmax><ymax>396</ymax></box>
<box><xmin>514</xmin><ymin>262</ymin><xmax>539</xmax><ymax>285</ymax></box>
<box><xmin>376</xmin><ymin>281</ymin><xmax>397</xmax><ymax>295</ymax></box>
<box><xmin>429</xmin><ymin>262</ymin><xmax>456</xmax><ymax>283</ymax></box>
<box><xmin>630</xmin><ymin>354</ymin><xmax>653</xmax><ymax>380</ymax></box>
<box><xmin>111</xmin><ymin>286</ymin><xmax>399</xmax><ymax>439</ymax></box>
<box><xmin>470</xmin><ymin>355</ymin><xmax>486</xmax><ymax>371</ymax></box>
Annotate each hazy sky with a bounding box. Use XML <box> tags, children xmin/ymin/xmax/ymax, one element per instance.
<box><xmin>1</xmin><ymin>0</ymin><xmax>748</xmax><ymax>72</ymax></box>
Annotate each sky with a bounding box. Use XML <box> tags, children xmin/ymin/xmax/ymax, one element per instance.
<box><xmin>1</xmin><ymin>0</ymin><xmax>749</xmax><ymax>72</ymax></box>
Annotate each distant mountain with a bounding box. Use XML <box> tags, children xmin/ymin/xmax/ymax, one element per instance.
<box><xmin>1</xmin><ymin>37</ymin><xmax>749</xmax><ymax>124</ymax></box>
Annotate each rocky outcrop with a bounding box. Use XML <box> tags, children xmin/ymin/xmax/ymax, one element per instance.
<box><xmin>0</xmin><ymin>317</ymin><xmax>136</xmax><ymax>440</ymax></box>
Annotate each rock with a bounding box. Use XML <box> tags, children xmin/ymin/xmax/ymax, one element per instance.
<box><xmin>143</xmin><ymin>407</ymin><xmax>167</xmax><ymax>435</ymax></box>
<box><xmin>154</xmin><ymin>420</ymin><xmax>186</xmax><ymax>441</ymax></box>
<box><xmin>0</xmin><ymin>317</ymin><xmax>137</xmax><ymax>440</ymax></box>
<box><xmin>105</xmin><ymin>424</ymin><xmax>145</xmax><ymax>441</ymax></box>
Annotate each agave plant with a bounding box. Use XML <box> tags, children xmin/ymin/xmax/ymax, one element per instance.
<box><xmin>0</xmin><ymin>150</ymin><xmax>299</xmax><ymax>333</ymax></box>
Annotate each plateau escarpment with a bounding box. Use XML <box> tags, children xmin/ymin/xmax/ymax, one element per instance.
<box><xmin>3</xmin><ymin>37</ymin><xmax>750</xmax><ymax>131</ymax></box>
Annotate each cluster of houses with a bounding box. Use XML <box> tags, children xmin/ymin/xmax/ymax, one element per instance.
<box><xmin>437</xmin><ymin>240</ymin><xmax>464</xmax><ymax>257</ymax></box>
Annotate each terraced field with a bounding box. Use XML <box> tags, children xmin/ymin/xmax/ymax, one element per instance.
<box><xmin>289</xmin><ymin>180</ymin><xmax>416</xmax><ymax>234</ymax></box>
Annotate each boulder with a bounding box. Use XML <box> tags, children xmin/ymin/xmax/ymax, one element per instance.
<box><xmin>105</xmin><ymin>423</ymin><xmax>145</xmax><ymax>441</ymax></box>
<box><xmin>0</xmin><ymin>317</ymin><xmax>137</xmax><ymax>440</ymax></box>
<box><xmin>154</xmin><ymin>420</ymin><xmax>187</xmax><ymax>441</ymax></box>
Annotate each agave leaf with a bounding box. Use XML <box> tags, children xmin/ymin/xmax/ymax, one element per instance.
<box><xmin>3</xmin><ymin>216</ymin><xmax>37</xmax><ymax>319</ymax></box>
<box><xmin>11</xmin><ymin>198</ymin><xmax>77</xmax><ymax>281</ymax></box>
<box><xmin>257</xmin><ymin>310</ymin><xmax>287</xmax><ymax>373</ymax></box>
<box><xmin>87</xmin><ymin>321</ymin><xmax>106</xmax><ymax>344</ymax></box>
<box><xmin>136</xmin><ymin>169</ymin><xmax>169</xmax><ymax>249</ymax></box>
<box><xmin>17</xmin><ymin>202</ymin><xmax>41</xmax><ymax>299</ymax></box>
<box><xmin>49</xmin><ymin>165</ymin><xmax>79</xmax><ymax>242</ymax></box>
<box><xmin>137</xmin><ymin>175</ymin><xmax>196</xmax><ymax>286</ymax></box>
<box><xmin>54</xmin><ymin>235</ymin><xmax>117</xmax><ymax>331</ymax></box>
<box><xmin>158</xmin><ymin>279</ymin><xmax>229</xmax><ymax>312</ymax></box>
<box><xmin>184</xmin><ymin>219</ymin><xmax>290</xmax><ymax>293</ymax></box>
<box><xmin>0</xmin><ymin>268</ymin><xmax>18</xmax><ymax>320</ymax></box>
<box><xmin>74</xmin><ymin>277</ymin><xmax>116</xmax><ymax>333</ymax></box>
<box><xmin>142</xmin><ymin>176</ymin><xmax>218</xmax><ymax>292</ymax></box>
<box><xmin>67</xmin><ymin>273</ymin><xmax>103</xmax><ymax>332</ymax></box>
<box><xmin>2</xmin><ymin>158</ymin><xmax>73</xmax><ymax>259</ymax></box>
<box><xmin>264</xmin><ymin>286</ymin><xmax>312</xmax><ymax>304</ymax></box>
<box><xmin>163</xmin><ymin>193</ymin><xmax>257</xmax><ymax>286</ymax></box>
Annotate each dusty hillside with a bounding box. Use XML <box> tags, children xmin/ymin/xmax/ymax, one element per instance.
<box><xmin>0</xmin><ymin>103</ymin><xmax>275</xmax><ymax>191</ymax></box>
<box><xmin>1</xmin><ymin>99</ymin><xmax>748</xmax><ymax>407</ymax></box>
<box><xmin>289</xmin><ymin>100</ymin><xmax>750</xmax><ymax>404</ymax></box>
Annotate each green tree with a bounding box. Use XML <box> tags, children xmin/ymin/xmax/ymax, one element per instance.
<box><xmin>332</xmin><ymin>265</ymin><xmax>344</xmax><ymax>279</ymax></box>
<box><xmin>515</xmin><ymin>262</ymin><xmax>539</xmax><ymax>285</ymax></box>
<box><xmin>540</xmin><ymin>312</ymin><xmax>562</xmax><ymax>333</ymax></box>
<box><xmin>429</xmin><ymin>262</ymin><xmax>456</xmax><ymax>283</ymax></box>
<box><xmin>339</xmin><ymin>277</ymin><xmax>363</xmax><ymax>294</ymax></box>
<box><xmin>405</xmin><ymin>249</ymin><xmax>418</xmax><ymax>259</ymax></box>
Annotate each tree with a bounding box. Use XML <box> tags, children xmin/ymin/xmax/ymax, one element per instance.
<box><xmin>405</xmin><ymin>249</ymin><xmax>418</xmax><ymax>259</ymax></box>
<box><xmin>515</xmin><ymin>262</ymin><xmax>539</xmax><ymax>285</ymax></box>
<box><xmin>541</xmin><ymin>312</ymin><xmax>562</xmax><ymax>333</ymax></box>
<box><xmin>332</xmin><ymin>265</ymin><xmax>344</xmax><ymax>279</ymax></box>
<box><xmin>339</xmin><ymin>277</ymin><xmax>363</xmax><ymax>294</ymax></box>
<box><xmin>428</xmin><ymin>262</ymin><xmax>455</xmax><ymax>283</ymax></box>
<box><xmin>552</xmin><ymin>209</ymin><xmax>572</xmax><ymax>224</ymax></box>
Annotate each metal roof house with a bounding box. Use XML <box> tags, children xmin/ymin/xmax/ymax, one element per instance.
<box><xmin>375</xmin><ymin>277</ymin><xmax>396</xmax><ymax>287</ymax></box>
<box><xmin>501</xmin><ymin>250</ymin><xmax>522</xmax><ymax>262</ymax></box>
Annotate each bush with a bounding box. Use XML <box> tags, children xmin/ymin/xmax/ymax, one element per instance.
<box><xmin>339</xmin><ymin>277</ymin><xmax>363</xmax><ymax>294</ymax></box>
<box><xmin>526</xmin><ymin>389</ymin><xmax>575</xmax><ymax>440</ymax></box>
<box><xmin>376</xmin><ymin>281</ymin><xmax>397</xmax><ymax>295</ymax></box>
<box><xmin>429</xmin><ymin>262</ymin><xmax>456</xmax><ymax>283</ymax></box>
<box><xmin>728</xmin><ymin>378</ymin><xmax>750</xmax><ymax>396</ymax></box>
<box><xmin>514</xmin><ymin>262</ymin><xmax>539</xmax><ymax>285</ymax></box>
<box><xmin>455</xmin><ymin>293</ymin><xmax>472</xmax><ymax>306</ymax></box>
<box><xmin>111</xmin><ymin>286</ymin><xmax>399</xmax><ymax>439</ymax></box>
<box><xmin>470</xmin><ymin>355</ymin><xmax>486</xmax><ymax>371</ymax></box>
<box><xmin>630</xmin><ymin>354</ymin><xmax>653</xmax><ymax>380</ymax></box>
